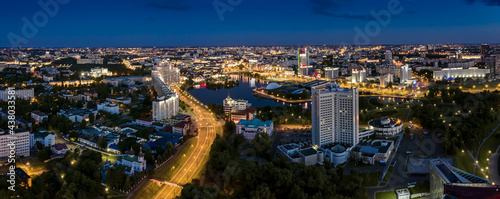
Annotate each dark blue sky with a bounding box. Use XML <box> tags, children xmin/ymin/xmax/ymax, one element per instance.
<box><xmin>2</xmin><ymin>0</ymin><xmax>500</xmax><ymax>47</ymax></box>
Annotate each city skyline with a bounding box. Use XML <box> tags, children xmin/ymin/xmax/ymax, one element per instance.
<box><xmin>2</xmin><ymin>0</ymin><xmax>500</xmax><ymax>47</ymax></box>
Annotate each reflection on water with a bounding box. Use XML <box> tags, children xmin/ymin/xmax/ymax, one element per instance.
<box><xmin>188</xmin><ymin>75</ymin><xmax>309</xmax><ymax>108</ymax></box>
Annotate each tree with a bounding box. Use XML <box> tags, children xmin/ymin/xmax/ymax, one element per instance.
<box><xmin>404</xmin><ymin>127</ymin><xmax>411</xmax><ymax>134</ymax></box>
<box><xmin>123</xmin><ymin>176</ymin><xmax>131</xmax><ymax>191</ymax></box>
<box><xmin>89</xmin><ymin>113</ymin><xmax>95</xmax><ymax>124</ymax></box>
<box><xmin>80</xmin><ymin>120</ymin><xmax>87</xmax><ymax>129</ymax></box>
<box><xmin>97</xmin><ymin>136</ymin><xmax>108</xmax><ymax>149</ymax></box>
<box><xmin>35</xmin><ymin>141</ymin><xmax>44</xmax><ymax>150</ymax></box>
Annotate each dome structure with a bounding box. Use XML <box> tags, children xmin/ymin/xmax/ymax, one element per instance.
<box><xmin>265</xmin><ymin>82</ymin><xmax>281</xmax><ymax>90</ymax></box>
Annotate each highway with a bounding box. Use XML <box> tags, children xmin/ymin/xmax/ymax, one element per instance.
<box><xmin>151</xmin><ymin>87</ymin><xmax>219</xmax><ymax>199</ymax></box>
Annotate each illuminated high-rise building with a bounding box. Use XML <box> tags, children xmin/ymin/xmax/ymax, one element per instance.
<box><xmin>298</xmin><ymin>48</ymin><xmax>311</xmax><ymax>76</ymax></box>
<box><xmin>385</xmin><ymin>50</ymin><xmax>393</xmax><ymax>64</ymax></box>
<box><xmin>311</xmin><ymin>83</ymin><xmax>359</xmax><ymax>147</ymax></box>
<box><xmin>400</xmin><ymin>64</ymin><xmax>412</xmax><ymax>83</ymax></box>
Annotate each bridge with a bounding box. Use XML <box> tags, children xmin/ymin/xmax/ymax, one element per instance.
<box><xmin>149</xmin><ymin>178</ymin><xmax>182</xmax><ymax>188</ymax></box>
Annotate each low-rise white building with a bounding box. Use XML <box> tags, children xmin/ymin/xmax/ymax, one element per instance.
<box><xmin>433</xmin><ymin>67</ymin><xmax>489</xmax><ymax>79</ymax></box>
<box><xmin>97</xmin><ymin>102</ymin><xmax>120</xmax><ymax>114</ymax></box>
<box><xmin>30</xmin><ymin>129</ymin><xmax>55</xmax><ymax>148</ymax></box>
<box><xmin>31</xmin><ymin>110</ymin><xmax>48</xmax><ymax>124</ymax></box>
<box><xmin>58</xmin><ymin>108</ymin><xmax>98</xmax><ymax>123</ymax></box>
<box><xmin>277</xmin><ymin>143</ymin><xmax>323</xmax><ymax>166</ymax></box>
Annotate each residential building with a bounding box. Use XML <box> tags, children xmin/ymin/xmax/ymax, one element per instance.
<box><xmin>31</xmin><ymin>110</ymin><xmax>48</xmax><ymax>124</ymax></box>
<box><xmin>385</xmin><ymin>50</ymin><xmax>393</xmax><ymax>64</ymax></box>
<box><xmin>324</xmin><ymin>67</ymin><xmax>339</xmax><ymax>79</ymax></box>
<box><xmin>77</xmin><ymin>58</ymin><xmax>104</xmax><ymax>64</ymax></box>
<box><xmin>58</xmin><ymin>107</ymin><xmax>97</xmax><ymax>123</ymax></box>
<box><xmin>0</xmin><ymin>108</ymin><xmax>32</xmax><ymax>130</ymax></box>
<box><xmin>0</xmin><ymin>88</ymin><xmax>34</xmax><ymax>101</ymax></box>
<box><xmin>351</xmin><ymin>68</ymin><xmax>367</xmax><ymax>83</ymax></box>
<box><xmin>0</xmin><ymin>129</ymin><xmax>30</xmax><ymax>158</ymax></box>
<box><xmin>311</xmin><ymin>83</ymin><xmax>359</xmax><ymax>147</ymax></box>
<box><xmin>135</xmin><ymin>118</ymin><xmax>154</xmax><ymax>127</ymax></box>
<box><xmin>400</xmin><ymin>64</ymin><xmax>412</xmax><ymax>83</ymax></box>
<box><xmin>236</xmin><ymin>118</ymin><xmax>273</xmax><ymax>140</ymax></box>
<box><xmin>152</xmin><ymin>93</ymin><xmax>179</xmax><ymax>121</ymax></box>
<box><xmin>30</xmin><ymin>129</ymin><xmax>55</xmax><ymax>148</ymax></box>
<box><xmin>380</xmin><ymin>73</ymin><xmax>394</xmax><ymax>88</ymax></box>
<box><xmin>106</xmin><ymin>97</ymin><xmax>132</xmax><ymax>104</ymax></box>
<box><xmin>81</xmin><ymin>67</ymin><xmax>113</xmax><ymax>78</ymax></box>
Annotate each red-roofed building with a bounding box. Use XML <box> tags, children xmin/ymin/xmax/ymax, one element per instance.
<box><xmin>173</xmin><ymin>121</ymin><xmax>190</xmax><ymax>136</ymax></box>
<box><xmin>51</xmin><ymin>143</ymin><xmax>69</xmax><ymax>155</ymax></box>
<box><xmin>135</xmin><ymin>118</ymin><xmax>154</xmax><ymax>126</ymax></box>
<box><xmin>230</xmin><ymin>106</ymin><xmax>257</xmax><ymax>123</ymax></box>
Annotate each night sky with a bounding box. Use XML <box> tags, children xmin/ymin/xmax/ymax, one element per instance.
<box><xmin>2</xmin><ymin>0</ymin><xmax>500</xmax><ymax>47</ymax></box>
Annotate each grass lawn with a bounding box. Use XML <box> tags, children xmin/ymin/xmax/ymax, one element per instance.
<box><xmin>130</xmin><ymin>181</ymin><xmax>163</xmax><ymax>199</ymax></box>
<box><xmin>153</xmin><ymin>138</ymin><xmax>198</xmax><ymax>181</ymax></box>
<box><xmin>376</xmin><ymin>191</ymin><xmax>395</xmax><ymax>199</ymax></box>
<box><xmin>478</xmin><ymin>131</ymin><xmax>500</xmax><ymax>170</ymax></box>
<box><xmin>443</xmin><ymin>81</ymin><xmax>500</xmax><ymax>92</ymax></box>
<box><xmin>383</xmin><ymin>166</ymin><xmax>395</xmax><ymax>182</ymax></box>
<box><xmin>102</xmin><ymin>154</ymin><xmax>120</xmax><ymax>164</ymax></box>
<box><xmin>410</xmin><ymin>180</ymin><xmax>430</xmax><ymax>194</ymax></box>
<box><xmin>454</xmin><ymin>151</ymin><xmax>475</xmax><ymax>175</ymax></box>
<box><xmin>342</xmin><ymin>171</ymin><xmax>380</xmax><ymax>187</ymax></box>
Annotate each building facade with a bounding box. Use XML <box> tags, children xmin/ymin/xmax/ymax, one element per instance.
<box><xmin>0</xmin><ymin>88</ymin><xmax>34</xmax><ymax>101</ymax></box>
<box><xmin>324</xmin><ymin>67</ymin><xmax>339</xmax><ymax>79</ymax></box>
<box><xmin>351</xmin><ymin>68</ymin><xmax>367</xmax><ymax>83</ymax></box>
<box><xmin>0</xmin><ymin>129</ymin><xmax>30</xmax><ymax>158</ymax></box>
<box><xmin>400</xmin><ymin>64</ymin><xmax>412</xmax><ymax>83</ymax></box>
<box><xmin>223</xmin><ymin>97</ymin><xmax>251</xmax><ymax>115</ymax></box>
<box><xmin>311</xmin><ymin>83</ymin><xmax>359</xmax><ymax>147</ymax></box>
<box><xmin>97</xmin><ymin>102</ymin><xmax>120</xmax><ymax>114</ymax></box>
<box><xmin>236</xmin><ymin>119</ymin><xmax>273</xmax><ymax>140</ymax></box>
<box><xmin>433</xmin><ymin>67</ymin><xmax>489</xmax><ymax>79</ymax></box>
<box><xmin>152</xmin><ymin>93</ymin><xmax>179</xmax><ymax>121</ymax></box>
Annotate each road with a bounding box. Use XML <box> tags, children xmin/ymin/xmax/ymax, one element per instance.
<box><xmin>150</xmin><ymin>87</ymin><xmax>219</xmax><ymax>199</ymax></box>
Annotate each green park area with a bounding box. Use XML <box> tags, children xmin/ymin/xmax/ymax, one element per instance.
<box><xmin>376</xmin><ymin>191</ymin><xmax>395</xmax><ymax>199</ymax></box>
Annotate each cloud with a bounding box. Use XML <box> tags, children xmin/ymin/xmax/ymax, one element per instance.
<box><xmin>309</xmin><ymin>0</ymin><xmax>372</xmax><ymax>20</ymax></box>
<box><xmin>145</xmin><ymin>0</ymin><xmax>190</xmax><ymax>11</ymax></box>
<box><xmin>465</xmin><ymin>0</ymin><xmax>500</xmax><ymax>6</ymax></box>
